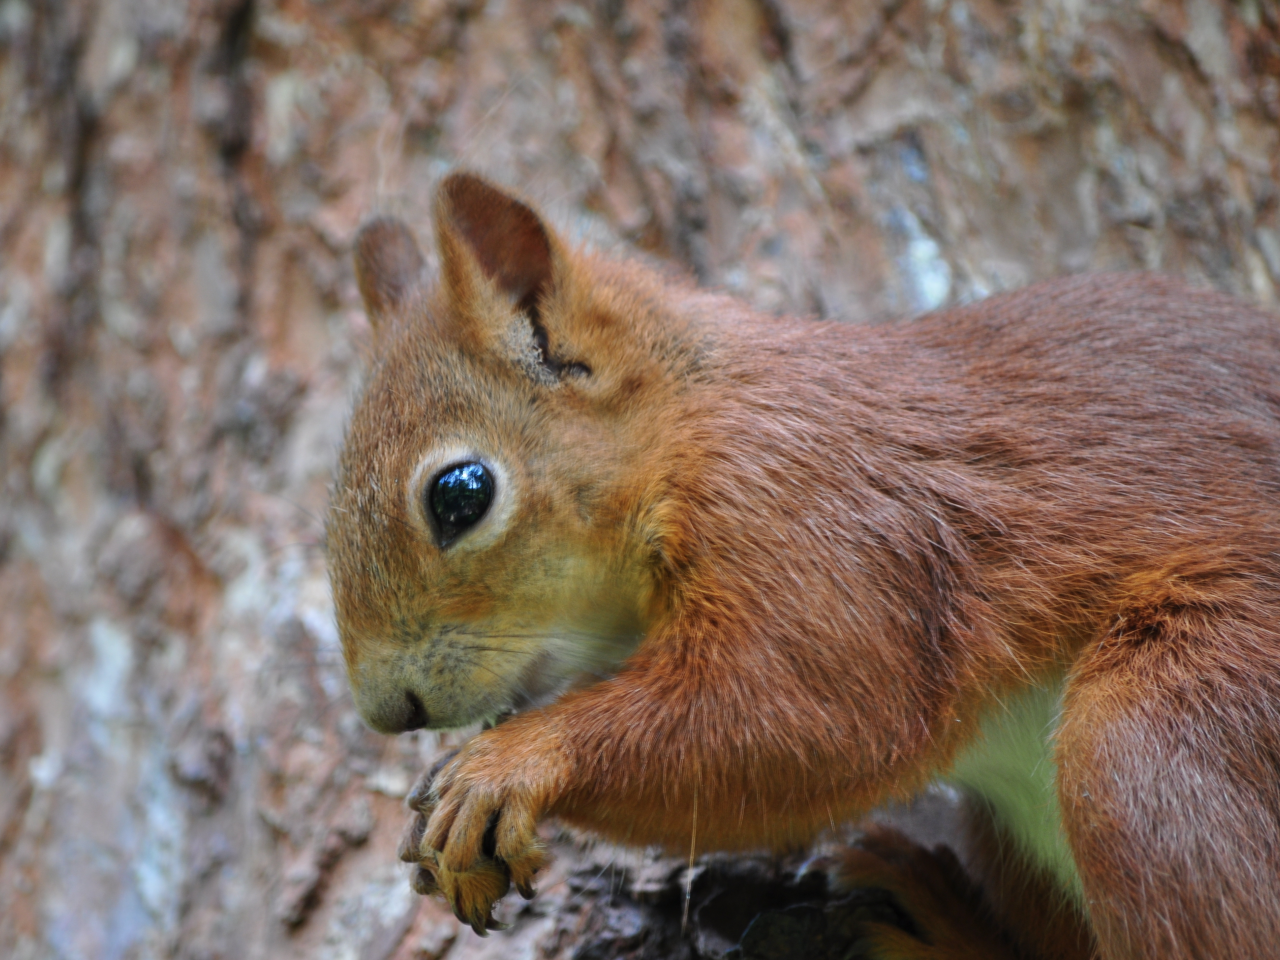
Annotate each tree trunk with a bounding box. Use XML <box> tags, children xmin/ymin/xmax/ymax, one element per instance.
<box><xmin>1</xmin><ymin>1</ymin><xmax>1278</xmax><ymax>957</ymax></box>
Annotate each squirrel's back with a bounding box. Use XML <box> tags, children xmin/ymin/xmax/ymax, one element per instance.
<box><xmin>657</xmin><ymin>271</ymin><xmax>1280</xmax><ymax>671</ymax></box>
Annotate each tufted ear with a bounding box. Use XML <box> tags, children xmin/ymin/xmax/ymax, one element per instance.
<box><xmin>435</xmin><ymin>171</ymin><xmax>562</xmax><ymax>322</ymax></box>
<box><xmin>353</xmin><ymin>217</ymin><xmax>426</xmax><ymax>331</ymax></box>
<box><xmin>433</xmin><ymin>172</ymin><xmax>593</xmax><ymax>380</ymax></box>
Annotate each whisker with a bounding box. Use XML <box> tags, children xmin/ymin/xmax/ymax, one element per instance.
<box><xmin>468</xmin><ymin>661</ymin><xmax>515</xmax><ymax>688</ymax></box>
<box><xmin>445</xmin><ymin>644</ymin><xmax>526</xmax><ymax>656</ymax></box>
<box><xmin>453</xmin><ymin>632</ymin><xmax>606</xmax><ymax>647</ymax></box>
<box><xmin>260</xmin><ymin>539</ymin><xmax>327</xmax><ymax>560</ymax></box>
<box><xmin>256</xmin><ymin>657</ymin><xmax>345</xmax><ymax>673</ymax></box>
<box><xmin>255</xmin><ymin>490</ymin><xmax>328</xmax><ymax>533</ymax></box>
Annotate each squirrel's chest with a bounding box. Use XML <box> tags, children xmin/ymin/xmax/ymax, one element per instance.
<box><xmin>947</xmin><ymin>676</ymin><xmax>1084</xmax><ymax>904</ymax></box>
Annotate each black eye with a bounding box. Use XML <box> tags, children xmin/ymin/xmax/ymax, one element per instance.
<box><xmin>428</xmin><ymin>462</ymin><xmax>494</xmax><ymax>544</ymax></box>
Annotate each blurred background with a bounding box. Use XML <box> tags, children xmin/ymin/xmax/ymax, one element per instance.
<box><xmin>1</xmin><ymin>1</ymin><xmax>1278</xmax><ymax>958</ymax></box>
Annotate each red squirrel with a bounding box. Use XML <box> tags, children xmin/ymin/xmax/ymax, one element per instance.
<box><xmin>326</xmin><ymin>171</ymin><xmax>1280</xmax><ymax>959</ymax></box>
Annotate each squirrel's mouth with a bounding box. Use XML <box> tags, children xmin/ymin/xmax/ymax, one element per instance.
<box><xmin>421</xmin><ymin>622</ymin><xmax>641</xmax><ymax>731</ymax></box>
<box><xmin>502</xmin><ymin>649</ymin><xmax>579</xmax><ymax>716</ymax></box>
<box><xmin>476</xmin><ymin>678</ymin><xmax>563</xmax><ymax>729</ymax></box>
<box><xmin>492</xmin><ymin>644</ymin><xmax>623</xmax><ymax>723</ymax></box>
<box><xmin>481</xmin><ymin>707</ymin><xmax>517</xmax><ymax>729</ymax></box>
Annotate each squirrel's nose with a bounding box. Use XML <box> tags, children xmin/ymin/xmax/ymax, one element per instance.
<box><xmin>401</xmin><ymin>691</ymin><xmax>429</xmax><ymax>730</ymax></box>
<box><xmin>361</xmin><ymin>689</ymin><xmax>430</xmax><ymax>734</ymax></box>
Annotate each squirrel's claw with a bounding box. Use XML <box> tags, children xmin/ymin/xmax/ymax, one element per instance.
<box><xmin>406</xmin><ymin>748</ymin><xmax>459</xmax><ymax>815</ymax></box>
<box><xmin>455</xmin><ymin>906</ymin><xmax>508</xmax><ymax>937</ymax></box>
<box><xmin>413</xmin><ymin>750</ymin><xmax>460</xmax><ymax>803</ymax></box>
<box><xmin>398</xmin><ymin>814</ymin><xmax>428</xmax><ymax>863</ymax></box>
<box><xmin>500</xmin><ymin>841</ymin><xmax>547</xmax><ymax>902</ymax></box>
<box><xmin>404</xmin><ymin>850</ymin><xmax>509</xmax><ymax>932</ymax></box>
<box><xmin>409</xmin><ymin>862</ymin><xmax>439</xmax><ymax>897</ymax></box>
<box><xmin>455</xmin><ymin>902</ymin><xmax>487</xmax><ymax>937</ymax></box>
<box><xmin>445</xmin><ymin>860</ymin><xmax>511</xmax><ymax>936</ymax></box>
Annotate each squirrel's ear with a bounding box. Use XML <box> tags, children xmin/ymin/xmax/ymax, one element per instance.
<box><xmin>353</xmin><ymin>217</ymin><xmax>426</xmax><ymax>331</ymax></box>
<box><xmin>435</xmin><ymin>172</ymin><xmax>559</xmax><ymax>325</ymax></box>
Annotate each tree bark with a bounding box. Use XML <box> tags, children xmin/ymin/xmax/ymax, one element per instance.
<box><xmin>1</xmin><ymin>1</ymin><xmax>1278</xmax><ymax>957</ymax></box>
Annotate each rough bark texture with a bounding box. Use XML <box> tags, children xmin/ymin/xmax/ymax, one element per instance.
<box><xmin>1</xmin><ymin>1</ymin><xmax>1278</xmax><ymax>958</ymax></box>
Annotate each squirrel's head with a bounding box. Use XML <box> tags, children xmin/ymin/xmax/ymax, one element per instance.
<box><xmin>327</xmin><ymin>173</ymin><xmax>700</xmax><ymax>733</ymax></box>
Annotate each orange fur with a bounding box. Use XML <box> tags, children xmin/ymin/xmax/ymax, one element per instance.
<box><xmin>327</xmin><ymin>172</ymin><xmax>1280</xmax><ymax>956</ymax></box>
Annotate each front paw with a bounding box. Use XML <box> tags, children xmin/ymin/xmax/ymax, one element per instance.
<box><xmin>399</xmin><ymin>843</ymin><xmax>513</xmax><ymax>935</ymax></box>
<box><xmin>397</xmin><ymin>738</ymin><xmax>553</xmax><ymax>934</ymax></box>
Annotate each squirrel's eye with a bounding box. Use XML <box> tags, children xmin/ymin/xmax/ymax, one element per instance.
<box><xmin>429</xmin><ymin>462</ymin><xmax>494</xmax><ymax>544</ymax></box>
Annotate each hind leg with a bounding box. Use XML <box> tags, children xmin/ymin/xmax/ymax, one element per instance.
<box><xmin>839</xmin><ymin>806</ymin><xmax>1093</xmax><ymax>960</ymax></box>
<box><xmin>1057</xmin><ymin>590</ymin><xmax>1280</xmax><ymax>959</ymax></box>
<box><xmin>838</xmin><ymin>823</ymin><xmax>1018</xmax><ymax>960</ymax></box>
